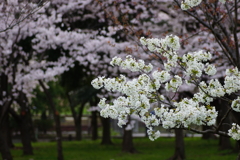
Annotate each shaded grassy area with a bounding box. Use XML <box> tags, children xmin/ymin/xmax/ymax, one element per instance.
<box><xmin>11</xmin><ymin>137</ymin><xmax>237</xmax><ymax>160</ymax></box>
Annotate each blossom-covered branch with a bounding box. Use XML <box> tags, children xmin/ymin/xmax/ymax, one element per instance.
<box><xmin>92</xmin><ymin>34</ymin><xmax>240</xmax><ymax>141</ymax></box>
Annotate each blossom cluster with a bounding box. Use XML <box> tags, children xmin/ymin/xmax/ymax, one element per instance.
<box><xmin>154</xmin><ymin>99</ymin><xmax>217</xmax><ymax>129</ymax></box>
<box><xmin>182</xmin><ymin>51</ymin><xmax>216</xmax><ymax>77</ymax></box>
<box><xmin>180</xmin><ymin>0</ymin><xmax>233</xmax><ymax>10</ymax></box>
<box><xmin>147</xmin><ymin>128</ymin><xmax>161</xmax><ymax>141</ymax></box>
<box><xmin>110</xmin><ymin>55</ymin><xmax>153</xmax><ymax>73</ymax></box>
<box><xmin>197</xmin><ymin>79</ymin><xmax>225</xmax><ymax>100</ymax></box>
<box><xmin>181</xmin><ymin>0</ymin><xmax>202</xmax><ymax>10</ymax></box>
<box><xmin>224</xmin><ymin>68</ymin><xmax>240</xmax><ymax>95</ymax></box>
<box><xmin>92</xmin><ymin>54</ymin><xmax>215</xmax><ymax>140</ymax></box>
<box><xmin>165</xmin><ymin>75</ymin><xmax>182</xmax><ymax>92</ymax></box>
<box><xmin>92</xmin><ymin>56</ymin><xmax>170</xmax><ymax>140</ymax></box>
<box><xmin>231</xmin><ymin>97</ymin><xmax>240</xmax><ymax>112</ymax></box>
<box><xmin>140</xmin><ymin>35</ymin><xmax>180</xmax><ymax>52</ymax></box>
<box><xmin>92</xmin><ymin>34</ymin><xmax>240</xmax><ymax>141</ymax></box>
<box><xmin>140</xmin><ymin>35</ymin><xmax>217</xmax><ymax>78</ymax></box>
<box><xmin>228</xmin><ymin>123</ymin><xmax>240</xmax><ymax>140</ymax></box>
<box><xmin>140</xmin><ymin>35</ymin><xmax>179</xmax><ymax>71</ymax></box>
<box><xmin>91</xmin><ymin>54</ymin><xmax>220</xmax><ymax>140</ymax></box>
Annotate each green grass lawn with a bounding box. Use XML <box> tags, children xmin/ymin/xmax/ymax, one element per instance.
<box><xmin>10</xmin><ymin>137</ymin><xmax>237</xmax><ymax>160</ymax></box>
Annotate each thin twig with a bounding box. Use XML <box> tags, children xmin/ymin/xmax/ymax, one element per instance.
<box><xmin>0</xmin><ymin>0</ymin><xmax>50</xmax><ymax>33</ymax></box>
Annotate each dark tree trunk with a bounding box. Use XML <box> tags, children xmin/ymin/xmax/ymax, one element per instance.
<box><xmin>76</xmin><ymin>103</ymin><xmax>85</xmax><ymax>141</ymax></box>
<box><xmin>236</xmin><ymin>140</ymin><xmax>240</xmax><ymax>160</ymax></box>
<box><xmin>219</xmin><ymin>134</ymin><xmax>232</xmax><ymax>150</ymax></box>
<box><xmin>122</xmin><ymin>118</ymin><xmax>136</xmax><ymax>153</ymax></box>
<box><xmin>167</xmin><ymin>92</ymin><xmax>188</xmax><ymax>160</ymax></box>
<box><xmin>89</xmin><ymin>99</ymin><xmax>98</xmax><ymax>140</ymax></box>
<box><xmin>0</xmin><ymin>133</ymin><xmax>12</xmax><ymax>160</ymax></box>
<box><xmin>0</xmin><ymin>73</ymin><xmax>13</xmax><ymax>159</ymax></box>
<box><xmin>66</xmin><ymin>92</ymin><xmax>85</xmax><ymax>141</ymax></box>
<box><xmin>20</xmin><ymin>110</ymin><xmax>33</xmax><ymax>155</ymax></box>
<box><xmin>0</xmin><ymin>73</ymin><xmax>10</xmax><ymax>124</ymax></box>
<box><xmin>168</xmin><ymin>129</ymin><xmax>185</xmax><ymax>160</ymax></box>
<box><xmin>41</xmin><ymin>111</ymin><xmax>47</xmax><ymax>134</ymax></box>
<box><xmin>54</xmin><ymin>112</ymin><xmax>63</xmax><ymax>160</ymax></box>
<box><xmin>16</xmin><ymin>92</ymin><xmax>33</xmax><ymax>155</ymax></box>
<box><xmin>91</xmin><ymin>111</ymin><xmax>98</xmax><ymax>140</ymax></box>
<box><xmin>218</xmin><ymin>121</ymin><xmax>232</xmax><ymax>150</ymax></box>
<box><xmin>0</xmin><ymin>113</ymin><xmax>12</xmax><ymax>160</ymax></box>
<box><xmin>7</xmin><ymin>122</ymin><xmax>14</xmax><ymax>148</ymax></box>
<box><xmin>39</xmin><ymin>80</ymin><xmax>64</xmax><ymax>160</ymax></box>
<box><xmin>4</xmin><ymin>110</ymin><xmax>14</xmax><ymax>148</ymax></box>
<box><xmin>100</xmin><ymin>117</ymin><xmax>113</xmax><ymax>145</ymax></box>
<box><xmin>75</xmin><ymin>118</ymin><xmax>81</xmax><ymax>141</ymax></box>
<box><xmin>215</xmin><ymin>99</ymin><xmax>232</xmax><ymax>150</ymax></box>
<box><xmin>66</xmin><ymin>92</ymin><xmax>78</xmax><ymax>140</ymax></box>
<box><xmin>122</xmin><ymin>128</ymin><xmax>136</xmax><ymax>153</ymax></box>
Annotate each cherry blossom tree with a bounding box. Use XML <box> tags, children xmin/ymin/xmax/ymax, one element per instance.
<box><xmin>55</xmin><ymin>0</ymin><xmax>184</xmax><ymax>148</ymax></box>
<box><xmin>88</xmin><ymin>0</ymin><xmax>223</xmax><ymax>156</ymax></box>
<box><xmin>92</xmin><ymin>0</ymin><xmax>240</xmax><ymax>159</ymax></box>
<box><xmin>0</xmin><ymin>0</ymin><xmax>122</xmax><ymax>159</ymax></box>
<box><xmin>174</xmin><ymin>0</ymin><xmax>240</xmax><ymax>152</ymax></box>
<box><xmin>72</xmin><ymin>0</ymin><xmax>219</xmax><ymax>155</ymax></box>
<box><xmin>1</xmin><ymin>0</ymin><xmax>166</xmax><ymax>158</ymax></box>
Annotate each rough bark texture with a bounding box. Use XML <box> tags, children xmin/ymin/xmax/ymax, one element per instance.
<box><xmin>100</xmin><ymin>117</ymin><xmax>113</xmax><ymax>145</ymax></box>
<box><xmin>168</xmin><ymin>129</ymin><xmax>185</xmax><ymax>160</ymax></box>
<box><xmin>39</xmin><ymin>80</ymin><xmax>64</xmax><ymax>160</ymax></box>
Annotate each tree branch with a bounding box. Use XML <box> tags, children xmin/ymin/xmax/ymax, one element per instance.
<box><xmin>0</xmin><ymin>0</ymin><xmax>50</xmax><ymax>33</ymax></box>
<box><xmin>216</xmin><ymin>106</ymin><xmax>232</xmax><ymax>133</ymax></box>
